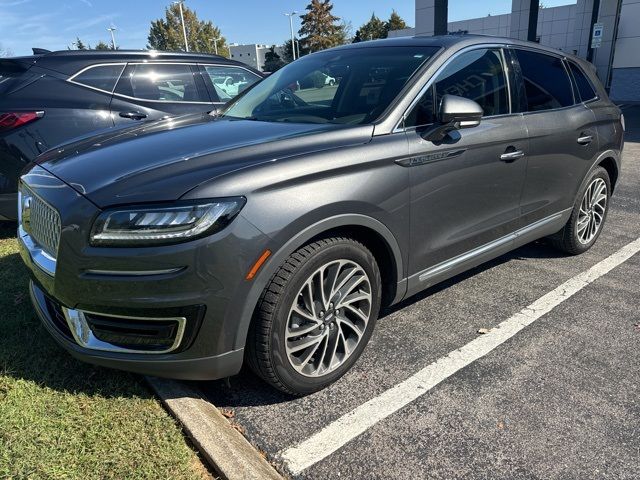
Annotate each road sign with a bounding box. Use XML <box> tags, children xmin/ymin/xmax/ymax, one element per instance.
<box><xmin>591</xmin><ymin>22</ymin><xmax>604</xmax><ymax>48</ymax></box>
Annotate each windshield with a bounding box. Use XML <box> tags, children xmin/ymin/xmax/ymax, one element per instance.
<box><xmin>222</xmin><ymin>46</ymin><xmax>439</xmax><ymax>125</ymax></box>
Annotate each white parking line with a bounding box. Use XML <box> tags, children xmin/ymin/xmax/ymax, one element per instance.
<box><xmin>279</xmin><ymin>236</ymin><xmax>640</xmax><ymax>475</ymax></box>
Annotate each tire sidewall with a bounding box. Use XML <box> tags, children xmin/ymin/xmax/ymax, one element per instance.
<box><xmin>569</xmin><ymin>167</ymin><xmax>611</xmax><ymax>253</ymax></box>
<box><xmin>269</xmin><ymin>240</ymin><xmax>381</xmax><ymax>394</ymax></box>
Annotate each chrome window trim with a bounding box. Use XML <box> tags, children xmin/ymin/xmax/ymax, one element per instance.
<box><xmin>394</xmin><ymin>43</ymin><xmax>515</xmax><ymax>133</ymax></box>
<box><xmin>62</xmin><ymin>307</ymin><xmax>187</xmax><ymax>355</ymax></box>
<box><xmin>67</xmin><ymin>62</ymin><xmax>127</xmax><ymax>95</ymax></box>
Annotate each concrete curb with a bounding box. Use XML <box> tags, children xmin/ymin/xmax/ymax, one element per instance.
<box><xmin>146</xmin><ymin>376</ymin><xmax>283</xmax><ymax>480</ymax></box>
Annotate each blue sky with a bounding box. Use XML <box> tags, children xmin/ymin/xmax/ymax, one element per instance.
<box><xmin>1</xmin><ymin>0</ymin><xmax>572</xmax><ymax>56</ymax></box>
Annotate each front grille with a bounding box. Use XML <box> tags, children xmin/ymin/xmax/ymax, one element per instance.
<box><xmin>23</xmin><ymin>188</ymin><xmax>61</xmax><ymax>257</ymax></box>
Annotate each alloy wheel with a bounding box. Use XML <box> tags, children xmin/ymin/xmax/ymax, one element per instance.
<box><xmin>577</xmin><ymin>177</ymin><xmax>607</xmax><ymax>244</ymax></box>
<box><xmin>285</xmin><ymin>259</ymin><xmax>372</xmax><ymax>377</ymax></box>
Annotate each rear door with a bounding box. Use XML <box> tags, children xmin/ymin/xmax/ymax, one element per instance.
<box><xmin>110</xmin><ymin>62</ymin><xmax>214</xmax><ymax>126</ymax></box>
<box><xmin>511</xmin><ymin>48</ymin><xmax>600</xmax><ymax>225</ymax></box>
<box><xmin>402</xmin><ymin>47</ymin><xmax>529</xmax><ymax>292</ymax></box>
<box><xmin>199</xmin><ymin>64</ymin><xmax>262</xmax><ymax>107</ymax></box>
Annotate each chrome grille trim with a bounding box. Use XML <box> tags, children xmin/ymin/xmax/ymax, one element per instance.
<box><xmin>22</xmin><ymin>186</ymin><xmax>61</xmax><ymax>258</ymax></box>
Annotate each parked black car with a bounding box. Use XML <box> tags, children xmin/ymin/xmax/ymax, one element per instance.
<box><xmin>19</xmin><ymin>36</ymin><xmax>624</xmax><ymax>395</ymax></box>
<box><xmin>0</xmin><ymin>49</ymin><xmax>263</xmax><ymax>220</ymax></box>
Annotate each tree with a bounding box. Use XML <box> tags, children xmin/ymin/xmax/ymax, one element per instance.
<box><xmin>386</xmin><ymin>10</ymin><xmax>408</xmax><ymax>34</ymax></box>
<box><xmin>75</xmin><ymin>37</ymin><xmax>88</xmax><ymax>50</ymax></box>
<box><xmin>94</xmin><ymin>40</ymin><xmax>112</xmax><ymax>50</ymax></box>
<box><xmin>298</xmin><ymin>0</ymin><xmax>344</xmax><ymax>53</ymax></box>
<box><xmin>353</xmin><ymin>13</ymin><xmax>387</xmax><ymax>42</ymax></box>
<box><xmin>282</xmin><ymin>37</ymin><xmax>308</xmax><ymax>63</ymax></box>
<box><xmin>148</xmin><ymin>4</ymin><xmax>229</xmax><ymax>57</ymax></box>
<box><xmin>262</xmin><ymin>46</ymin><xmax>286</xmax><ymax>72</ymax></box>
<box><xmin>0</xmin><ymin>43</ymin><xmax>12</xmax><ymax>57</ymax></box>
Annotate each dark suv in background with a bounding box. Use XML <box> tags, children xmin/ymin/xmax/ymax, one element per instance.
<box><xmin>0</xmin><ymin>49</ymin><xmax>263</xmax><ymax>220</ymax></box>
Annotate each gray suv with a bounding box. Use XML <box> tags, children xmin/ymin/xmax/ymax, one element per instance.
<box><xmin>18</xmin><ymin>35</ymin><xmax>624</xmax><ymax>395</ymax></box>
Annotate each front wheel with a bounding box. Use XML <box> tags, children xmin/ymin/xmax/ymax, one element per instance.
<box><xmin>246</xmin><ymin>237</ymin><xmax>381</xmax><ymax>395</ymax></box>
<box><xmin>549</xmin><ymin>166</ymin><xmax>611</xmax><ymax>255</ymax></box>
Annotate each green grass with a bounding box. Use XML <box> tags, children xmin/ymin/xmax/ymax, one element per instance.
<box><xmin>0</xmin><ymin>223</ymin><xmax>211</xmax><ymax>480</ymax></box>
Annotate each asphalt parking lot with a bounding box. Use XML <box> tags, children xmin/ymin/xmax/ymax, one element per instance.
<box><xmin>196</xmin><ymin>106</ymin><xmax>640</xmax><ymax>480</ymax></box>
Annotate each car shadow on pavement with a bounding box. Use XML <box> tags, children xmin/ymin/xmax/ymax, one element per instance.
<box><xmin>0</xmin><ymin>224</ymin><xmax>155</xmax><ymax>399</ymax></box>
<box><xmin>200</xmin><ymin>239</ymin><xmax>568</xmax><ymax>407</ymax></box>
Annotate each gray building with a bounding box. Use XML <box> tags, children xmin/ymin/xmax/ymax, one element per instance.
<box><xmin>229</xmin><ymin>43</ymin><xmax>285</xmax><ymax>72</ymax></box>
<box><xmin>390</xmin><ymin>0</ymin><xmax>640</xmax><ymax>101</ymax></box>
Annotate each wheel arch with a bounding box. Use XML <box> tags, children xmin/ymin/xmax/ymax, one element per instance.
<box><xmin>230</xmin><ymin>214</ymin><xmax>406</xmax><ymax>350</ymax></box>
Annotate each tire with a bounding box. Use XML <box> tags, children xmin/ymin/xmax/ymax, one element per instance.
<box><xmin>549</xmin><ymin>166</ymin><xmax>611</xmax><ymax>255</ymax></box>
<box><xmin>246</xmin><ymin>237</ymin><xmax>382</xmax><ymax>395</ymax></box>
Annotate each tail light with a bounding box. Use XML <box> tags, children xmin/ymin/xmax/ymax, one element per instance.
<box><xmin>0</xmin><ymin>111</ymin><xmax>44</xmax><ymax>132</ymax></box>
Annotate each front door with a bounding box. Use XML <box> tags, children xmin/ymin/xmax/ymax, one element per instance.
<box><xmin>401</xmin><ymin>47</ymin><xmax>528</xmax><ymax>294</ymax></box>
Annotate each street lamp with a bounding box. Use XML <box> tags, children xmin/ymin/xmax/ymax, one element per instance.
<box><xmin>107</xmin><ymin>26</ymin><xmax>117</xmax><ymax>50</ymax></box>
<box><xmin>212</xmin><ymin>37</ymin><xmax>219</xmax><ymax>55</ymax></box>
<box><xmin>284</xmin><ymin>11</ymin><xmax>297</xmax><ymax>60</ymax></box>
<box><xmin>172</xmin><ymin>0</ymin><xmax>189</xmax><ymax>52</ymax></box>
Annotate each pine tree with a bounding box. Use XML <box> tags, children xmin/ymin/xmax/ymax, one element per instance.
<box><xmin>75</xmin><ymin>37</ymin><xmax>88</xmax><ymax>50</ymax></box>
<box><xmin>94</xmin><ymin>40</ymin><xmax>112</xmax><ymax>50</ymax></box>
<box><xmin>353</xmin><ymin>13</ymin><xmax>387</xmax><ymax>42</ymax></box>
<box><xmin>263</xmin><ymin>46</ymin><xmax>286</xmax><ymax>72</ymax></box>
<box><xmin>148</xmin><ymin>4</ymin><xmax>229</xmax><ymax>57</ymax></box>
<box><xmin>298</xmin><ymin>0</ymin><xmax>344</xmax><ymax>53</ymax></box>
<box><xmin>386</xmin><ymin>10</ymin><xmax>408</xmax><ymax>34</ymax></box>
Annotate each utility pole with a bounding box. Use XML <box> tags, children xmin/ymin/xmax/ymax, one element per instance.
<box><xmin>284</xmin><ymin>11</ymin><xmax>297</xmax><ymax>60</ymax></box>
<box><xmin>173</xmin><ymin>0</ymin><xmax>189</xmax><ymax>52</ymax></box>
<box><xmin>212</xmin><ymin>37</ymin><xmax>219</xmax><ymax>55</ymax></box>
<box><xmin>107</xmin><ymin>26</ymin><xmax>117</xmax><ymax>50</ymax></box>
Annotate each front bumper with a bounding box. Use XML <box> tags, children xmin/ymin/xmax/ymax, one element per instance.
<box><xmin>18</xmin><ymin>166</ymin><xmax>272</xmax><ymax>380</ymax></box>
<box><xmin>30</xmin><ymin>281</ymin><xmax>244</xmax><ymax>380</ymax></box>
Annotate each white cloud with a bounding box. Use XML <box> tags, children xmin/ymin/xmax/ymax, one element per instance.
<box><xmin>63</xmin><ymin>13</ymin><xmax>120</xmax><ymax>32</ymax></box>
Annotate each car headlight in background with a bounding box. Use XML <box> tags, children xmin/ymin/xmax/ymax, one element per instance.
<box><xmin>90</xmin><ymin>198</ymin><xmax>246</xmax><ymax>246</ymax></box>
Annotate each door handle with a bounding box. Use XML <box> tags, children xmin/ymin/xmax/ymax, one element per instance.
<box><xmin>500</xmin><ymin>150</ymin><xmax>525</xmax><ymax>162</ymax></box>
<box><xmin>119</xmin><ymin>111</ymin><xmax>147</xmax><ymax>120</ymax></box>
<box><xmin>577</xmin><ymin>134</ymin><xmax>593</xmax><ymax>145</ymax></box>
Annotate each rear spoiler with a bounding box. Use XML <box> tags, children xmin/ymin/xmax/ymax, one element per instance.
<box><xmin>32</xmin><ymin>48</ymin><xmax>51</xmax><ymax>55</ymax></box>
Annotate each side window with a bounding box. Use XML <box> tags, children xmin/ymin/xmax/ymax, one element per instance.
<box><xmin>568</xmin><ymin>61</ymin><xmax>597</xmax><ymax>103</ymax></box>
<box><xmin>203</xmin><ymin>65</ymin><xmax>261</xmax><ymax>102</ymax></box>
<box><xmin>71</xmin><ymin>64</ymin><xmax>125</xmax><ymax>92</ymax></box>
<box><xmin>115</xmin><ymin>64</ymin><xmax>202</xmax><ymax>102</ymax></box>
<box><xmin>514</xmin><ymin>49</ymin><xmax>574</xmax><ymax>111</ymax></box>
<box><xmin>405</xmin><ymin>48</ymin><xmax>509</xmax><ymax>128</ymax></box>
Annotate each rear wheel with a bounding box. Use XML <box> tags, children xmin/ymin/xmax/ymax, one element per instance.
<box><xmin>549</xmin><ymin>166</ymin><xmax>611</xmax><ymax>255</ymax></box>
<box><xmin>246</xmin><ymin>237</ymin><xmax>381</xmax><ymax>395</ymax></box>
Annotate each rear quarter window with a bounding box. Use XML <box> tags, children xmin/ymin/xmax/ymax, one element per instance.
<box><xmin>568</xmin><ymin>61</ymin><xmax>598</xmax><ymax>102</ymax></box>
<box><xmin>70</xmin><ymin>64</ymin><xmax>125</xmax><ymax>92</ymax></box>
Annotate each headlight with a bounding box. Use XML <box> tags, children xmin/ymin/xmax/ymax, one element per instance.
<box><xmin>90</xmin><ymin>198</ymin><xmax>245</xmax><ymax>246</ymax></box>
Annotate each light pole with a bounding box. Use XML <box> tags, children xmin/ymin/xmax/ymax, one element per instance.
<box><xmin>107</xmin><ymin>26</ymin><xmax>117</xmax><ymax>50</ymax></box>
<box><xmin>173</xmin><ymin>0</ymin><xmax>189</xmax><ymax>52</ymax></box>
<box><xmin>284</xmin><ymin>11</ymin><xmax>297</xmax><ymax>60</ymax></box>
<box><xmin>212</xmin><ymin>37</ymin><xmax>219</xmax><ymax>55</ymax></box>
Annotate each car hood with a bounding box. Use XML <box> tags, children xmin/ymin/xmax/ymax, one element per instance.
<box><xmin>35</xmin><ymin>113</ymin><xmax>374</xmax><ymax>207</ymax></box>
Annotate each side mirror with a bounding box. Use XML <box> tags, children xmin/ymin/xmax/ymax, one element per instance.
<box><xmin>424</xmin><ymin>94</ymin><xmax>483</xmax><ymax>142</ymax></box>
